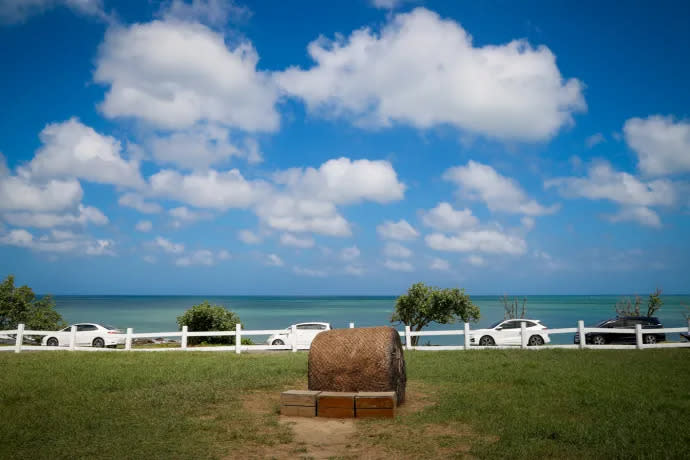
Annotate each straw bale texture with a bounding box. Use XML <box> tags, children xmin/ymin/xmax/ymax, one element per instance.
<box><xmin>308</xmin><ymin>326</ymin><xmax>406</xmax><ymax>404</ymax></box>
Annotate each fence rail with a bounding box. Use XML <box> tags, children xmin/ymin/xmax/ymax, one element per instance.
<box><xmin>1</xmin><ymin>319</ymin><xmax>689</xmax><ymax>354</ymax></box>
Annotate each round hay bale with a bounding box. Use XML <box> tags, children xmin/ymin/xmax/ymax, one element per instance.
<box><xmin>308</xmin><ymin>326</ymin><xmax>406</xmax><ymax>404</ymax></box>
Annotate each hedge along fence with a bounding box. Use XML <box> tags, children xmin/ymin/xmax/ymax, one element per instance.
<box><xmin>2</xmin><ymin>320</ymin><xmax>690</xmax><ymax>354</ymax></box>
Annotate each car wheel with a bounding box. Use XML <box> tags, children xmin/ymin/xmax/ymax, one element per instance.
<box><xmin>643</xmin><ymin>335</ymin><xmax>657</xmax><ymax>345</ymax></box>
<box><xmin>591</xmin><ymin>335</ymin><xmax>606</xmax><ymax>345</ymax></box>
<box><xmin>479</xmin><ymin>335</ymin><xmax>495</xmax><ymax>346</ymax></box>
<box><xmin>528</xmin><ymin>335</ymin><xmax>544</xmax><ymax>346</ymax></box>
<box><xmin>92</xmin><ymin>337</ymin><xmax>105</xmax><ymax>348</ymax></box>
<box><xmin>272</xmin><ymin>339</ymin><xmax>285</xmax><ymax>346</ymax></box>
<box><xmin>46</xmin><ymin>337</ymin><xmax>59</xmax><ymax>346</ymax></box>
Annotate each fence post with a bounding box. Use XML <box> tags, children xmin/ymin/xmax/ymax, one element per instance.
<box><xmin>635</xmin><ymin>324</ymin><xmax>643</xmax><ymax>349</ymax></box>
<box><xmin>69</xmin><ymin>325</ymin><xmax>77</xmax><ymax>351</ymax></box>
<box><xmin>521</xmin><ymin>321</ymin><xmax>527</xmax><ymax>349</ymax></box>
<box><xmin>181</xmin><ymin>325</ymin><xmax>188</xmax><ymax>349</ymax></box>
<box><xmin>125</xmin><ymin>328</ymin><xmax>132</xmax><ymax>350</ymax></box>
<box><xmin>464</xmin><ymin>322</ymin><xmax>470</xmax><ymax>350</ymax></box>
<box><xmin>349</xmin><ymin>322</ymin><xmax>354</xmax><ymax>329</ymax></box>
<box><xmin>577</xmin><ymin>320</ymin><xmax>585</xmax><ymax>350</ymax></box>
<box><xmin>235</xmin><ymin>323</ymin><xmax>241</xmax><ymax>354</ymax></box>
<box><xmin>405</xmin><ymin>325</ymin><xmax>411</xmax><ymax>350</ymax></box>
<box><xmin>14</xmin><ymin>323</ymin><xmax>24</xmax><ymax>354</ymax></box>
<box><xmin>291</xmin><ymin>324</ymin><xmax>297</xmax><ymax>352</ymax></box>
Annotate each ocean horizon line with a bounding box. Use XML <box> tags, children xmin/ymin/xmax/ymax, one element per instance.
<box><xmin>44</xmin><ymin>293</ymin><xmax>690</xmax><ymax>298</ymax></box>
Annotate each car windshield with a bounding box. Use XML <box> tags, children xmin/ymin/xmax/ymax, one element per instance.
<box><xmin>593</xmin><ymin>320</ymin><xmax>611</xmax><ymax>327</ymax></box>
<box><xmin>489</xmin><ymin>320</ymin><xmax>504</xmax><ymax>328</ymax></box>
<box><xmin>103</xmin><ymin>324</ymin><xmax>119</xmax><ymax>330</ymax></box>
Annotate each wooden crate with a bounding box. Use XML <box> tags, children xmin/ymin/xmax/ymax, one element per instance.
<box><xmin>280</xmin><ymin>390</ymin><xmax>320</xmax><ymax>417</ymax></box>
<box><xmin>317</xmin><ymin>391</ymin><xmax>356</xmax><ymax>418</ymax></box>
<box><xmin>355</xmin><ymin>391</ymin><xmax>396</xmax><ymax>418</ymax></box>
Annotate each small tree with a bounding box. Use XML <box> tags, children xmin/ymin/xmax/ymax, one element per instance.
<box><xmin>176</xmin><ymin>301</ymin><xmax>242</xmax><ymax>345</ymax></box>
<box><xmin>391</xmin><ymin>282</ymin><xmax>480</xmax><ymax>346</ymax></box>
<box><xmin>615</xmin><ymin>288</ymin><xmax>663</xmax><ymax>317</ymax></box>
<box><xmin>0</xmin><ymin>275</ymin><xmax>65</xmax><ymax>331</ymax></box>
<box><xmin>501</xmin><ymin>295</ymin><xmax>527</xmax><ymax>319</ymax></box>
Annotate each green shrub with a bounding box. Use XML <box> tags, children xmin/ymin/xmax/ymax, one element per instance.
<box><xmin>176</xmin><ymin>301</ymin><xmax>243</xmax><ymax>345</ymax></box>
<box><xmin>0</xmin><ymin>275</ymin><xmax>65</xmax><ymax>331</ymax></box>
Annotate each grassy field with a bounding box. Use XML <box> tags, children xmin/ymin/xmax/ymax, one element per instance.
<box><xmin>0</xmin><ymin>349</ymin><xmax>687</xmax><ymax>459</ymax></box>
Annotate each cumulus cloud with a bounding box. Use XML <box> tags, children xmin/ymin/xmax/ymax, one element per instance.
<box><xmin>293</xmin><ymin>266</ymin><xmax>327</xmax><ymax>277</ymax></box>
<box><xmin>370</xmin><ymin>0</ymin><xmax>411</xmax><ymax>9</ymax></box>
<box><xmin>444</xmin><ymin>161</ymin><xmax>558</xmax><ymax>216</ymax></box>
<box><xmin>280</xmin><ymin>233</ymin><xmax>315</xmax><ymax>248</ymax></box>
<box><xmin>623</xmin><ymin>115</ymin><xmax>690</xmax><ymax>176</ymax></box>
<box><xmin>585</xmin><ymin>133</ymin><xmax>605</xmax><ymax>148</ymax></box>
<box><xmin>421</xmin><ymin>202</ymin><xmax>478</xmax><ymax>231</ymax></box>
<box><xmin>266</xmin><ymin>253</ymin><xmax>284</xmax><ymax>266</ymax></box>
<box><xmin>384</xmin><ymin>259</ymin><xmax>413</xmax><ymax>272</ymax></box>
<box><xmin>345</xmin><ymin>264</ymin><xmax>364</xmax><ymax>276</ymax></box>
<box><xmin>95</xmin><ymin>20</ymin><xmax>279</xmax><ymax>132</ymax></box>
<box><xmin>136</xmin><ymin>220</ymin><xmax>152</xmax><ymax>232</ymax></box>
<box><xmin>0</xmin><ymin>175</ymin><xmax>82</xmax><ymax>213</ymax></box>
<box><xmin>158</xmin><ymin>0</ymin><xmax>250</xmax><ymax>27</ymax></box>
<box><xmin>238</xmin><ymin>229</ymin><xmax>261</xmax><ymax>244</ymax></box>
<box><xmin>426</xmin><ymin>230</ymin><xmax>527</xmax><ymax>255</ymax></box>
<box><xmin>176</xmin><ymin>249</ymin><xmax>214</xmax><ymax>266</ymax></box>
<box><xmin>276</xmin><ymin>8</ymin><xmax>585</xmax><ymax>141</ymax></box>
<box><xmin>341</xmin><ymin>246</ymin><xmax>360</xmax><ymax>261</ymax></box>
<box><xmin>169</xmin><ymin>206</ymin><xmax>211</xmax><ymax>227</ymax></box>
<box><xmin>377</xmin><ymin>219</ymin><xmax>419</xmax><ymax>240</ymax></box>
<box><xmin>154</xmin><ymin>236</ymin><xmax>185</xmax><ymax>254</ymax></box>
<box><xmin>0</xmin><ymin>228</ymin><xmax>114</xmax><ymax>256</ymax></box>
<box><xmin>0</xmin><ymin>0</ymin><xmax>106</xmax><ymax>24</ymax></box>
<box><xmin>383</xmin><ymin>242</ymin><xmax>412</xmax><ymax>258</ymax></box>
<box><xmin>3</xmin><ymin>204</ymin><xmax>108</xmax><ymax>228</ymax></box>
<box><xmin>465</xmin><ymin>255</ymin><xmax>486</xmax><ymax>266</ymax></box>
<box><xmin>118</xmin><ymin>193</ymin><xmax>163</xmax><ymax>214</ymax></box>
<box><xmin>606</xmin><ymin>206</ymin><xmax>662</xmax><ymax>228</ymax></box>
<box><xmin>26</xmin><ymin>118</ymin><xmax>144</xmax><ymax>188</ymax></box>
<box><xmin>429</xmin><ymin>257</ymin><xmax>450</xmax><ymax>271</ymax></box>
<box><xmin>274</xmin><ymin>157</ymin><xmax>405</xmax><ymax>205</ymax></box>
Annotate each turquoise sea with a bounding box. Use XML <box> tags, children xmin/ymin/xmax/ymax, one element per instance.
<box><xmin>53</xmin><ymin>295</ymin><xmax>690</xmax><ymax>345</ymax></box>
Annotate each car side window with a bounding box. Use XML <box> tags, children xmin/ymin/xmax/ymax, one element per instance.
<box><xmin>77</xmin><ymin>325</ymin><xmax>97</xmax><ymax>332</ymax></box>
<box><xmin>61</xmin><ymin>327</ymin><xmax>72</xmax><ymax>332</ymax></box>
<box><xmin>523</xmin><ymin>321</ymin><xmax>537</xmax><ymax>328</ymax></box>
<box><xmin>501</xmin><ymin>321</ymin><xmax>519</xmax><ymax>329</ymax></box>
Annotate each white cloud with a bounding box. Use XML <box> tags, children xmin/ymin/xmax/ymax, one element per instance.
<box><xmin>421</xmin><ymin>202</ymin><xmax>478</xmax><ymax>231</ymax></box>
<box><xmin>266</xmin><ymin>253</ymin><xmax>284</xmax><ymax>266</ymax></box>
<box><xmin>280</xmin><ymin>233</ymin><xmax>315</xmax><ymax>248</ymax></box>
<box><xmin>0</xmin><ymin>175</ymin><xmax>82</xmax><ymax>213</ymax></box>
<box><xmin>274</xmin><ymin>157</ymin><xmax>405</xmax><ymax>205</ymax></box>
<box><xmin>168</xmin><ymin>206</ymin><xmax>211</xmax><ymax>227</ymax></box>
<box><xmin>0</xmin><ymin>228</ymin><xmax>114</xmax><ymax>256</ymax></box>
<box><xmin>118</xmin><ymin>193</ymin><xmax>163</xmax><ymax>214</ymax></box>
<box><xmin>444</xmin><ymin>161</ymin><xmax>558</xmax><ymax>216</ymax></box>
<box><xmin>159</xmin><ymin>0</ymin><xmax>250</xmax><ymax>27</ymax></box>
<box><xmin>149</xmin><ymin>168</ymin><xmax>268</xmax><ymax>210</ymax></box>
<box><xmin>623</xmin><ymin>115</ymin><xmax>690</xmax><ymax>176</ymax></box>
<box><xmin>276</xmin><ymin>8</ymin><xmax>584</xmax><ymax>141</ymax></box>
<box><xmin>465</xmin><ymin>255</ymin><xmax>486</xmax><ymax>266</ymax></box>
<box><xmin>136</xmin><ymin>220</ymin><xmax>153</xmax><ymax>232</ymax></box>
<box><xmin>521</xmin><ymin>216</ymin><xmax>535</xmax><ymax>230</ymax></box>
<box><xmin>383</xmin><ymin>241</ymin><xmax>412</xmax><ymax>258</ymax></box>
<box><xmin>3</xmin><ymin>204</ymin><xmax>107</xmax><ymax>228</ymax></box>
<box><xmin>27</xmin><ymin>118</ymin><xmax>144</xmax><ymax>188</ymax></box>
<box><xmin>149</xmin><ymin>125</ymin><xmax>260</xmax><ymax>169</ymax></box>
<box><xmin>377</xmin><ymin>219</ymin><xmax>419</xmax><ymax>240</ymax></box>
<box><xmin>384</xmin><ymin>259</ymin><xmax>413</xmax><ymax>272</ymax></box>
<box><xmin>95</xmin><ymin>20</ymin><xmax>279</xmax><ymax>132</ymax></box>
<box><xmin>429</xmin><ymin>257</ymin><xmax>449</xmax><ymax>271</ymax></box>
<box><xmin>255</xmin><ymin>196</ymin><xmax>351</xmax><ymax>237</ymax></box>
<box><xmin>176</xmin><ymin>249</ymin><xmax>214</xmax><ymax>266</ymax></box>
<box><xmin>154</xmin><ymin>236</ymin><xmax>185</xmax><ymax>254</ymax></box>
<box><xmin>585</xmin><ymin>133</ymin><xmax>605</xmax><ymax>148</ymax></box>
<box><xmin>341</xmin><ymin>246</ymin><xmax>360</xmax><ymax>261</ymax></box>
<box><xmin>545</xmin><ymin>161</ymin><xmax>675</xmax><ymax>208</ymax></box>
<box><xmin>426</xmin><ymin>230</ymin><xmax>527</xmax><ymax>255</ymax></box>
<box><xmin>217</xmin><ymin>249</ymin><xmax>231</xmax><ymax>260</ymax></box>
<box><xmin>370</xmin><ymin>0</ymin><xmax>410</xmax><ymax>9</ymax></box>
<box><xmin>293</xmin><ymin>266</ymin><xmax>327</xmax><ymax>277</ymax></box>
<box><xmin>606</xmin><ymin>206</ymin><xmax>661</xmax><ymax>229</ymax></box>
<box><xmin>345</xmin><ymin>264</ymin><xmax>364</xmax><ymax>276</ymax></box>
<box><xmin>238</xmin><ymin>229</ymin><xmax>261</xmax><ymax>244</ymax></box>
<box><xmin>0</xmin><ymin>0</ymin><xmax>106</xmax><ymax>24</ymax></box>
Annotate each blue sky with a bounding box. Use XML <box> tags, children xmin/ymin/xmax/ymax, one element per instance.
<box><xmin>0</xmin><ymin>0</ymin><xmax>688</xmax><ymax>295</ymax></box>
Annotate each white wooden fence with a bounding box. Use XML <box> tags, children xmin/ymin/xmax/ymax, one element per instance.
<box><xmin>1</xmin><ymin>320</ymin><xmax>689</xmax><ymax>354</ymax></box>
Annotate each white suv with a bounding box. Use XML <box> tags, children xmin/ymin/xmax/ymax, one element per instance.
<box><xmin>266</xmin><ymin>322</ymin><xmax>331</xmax><ymax>348</ymax></box>
<box><xmin>469</xmin><ymin>319</ymin><xmax>550</xmax><ymax>346</ymax></box>
<box><xmin>41</xmin><ymin>323</ymin><xmax>124</xmax><ymax>348</ymax></box>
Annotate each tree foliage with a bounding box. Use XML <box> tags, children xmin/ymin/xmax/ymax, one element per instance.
<box><xmin>0</xmin><ymin>275</ymin><xmax>65</xmax><ymax>331</ymax></box>
<box><xmin>176</xmin><ymin>301</ymin><xmax>243</xmax><ymax>345</ymax></box>
<box><xmin>391</xmin><ymin>282</ymin><xmax>480</xmax><ymax>345</ymax></box>
<box><xmin>615</xmin><ymin>288</ymin><xmax>663</xmax><ymax>317</ymax></box>
<box><xmin>502</xmin><ymin>295</ymin><xmax>527</xmax><ymax>319</ymax></box>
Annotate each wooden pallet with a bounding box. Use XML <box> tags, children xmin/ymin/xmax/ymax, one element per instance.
<box><xmin>280</xmin><ymin>390</ymin><xmax>320</xmax><ymax>417</ymax></box>
<box><xmin>355</xmin><ymin>391</ymin><xmax>396</xmax><ymax>418</ymax></box>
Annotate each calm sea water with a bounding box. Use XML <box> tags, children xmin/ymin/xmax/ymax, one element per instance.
<box><xmin>53</xmin><ymin>295</ymin><xmax>690</xmax><ymax>345</ymax></box>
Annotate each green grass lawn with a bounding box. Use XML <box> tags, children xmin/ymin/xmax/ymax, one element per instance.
<box><xmin>1</xmin><ymin>349</ymin><xmax>687</xmax><ymax>459</ymax></box>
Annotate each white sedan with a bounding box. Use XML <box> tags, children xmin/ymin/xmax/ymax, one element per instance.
<box><xmin>266</xmin><ymin>322</ymin><xmax>331</xmax><ymax>348</ymax></box>
<box><xmin>469</xmin><ymin>319</ymin><xmax>550</xmax><ymax>346</ymax></box>
<box><xmin>41</xmin><ymin>323</ymin><xmax>125</xmax><ymax>348</ymax></box>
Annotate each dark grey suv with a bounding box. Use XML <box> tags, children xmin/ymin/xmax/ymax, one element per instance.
<box><xmin>574</xmin><ymin>316</ymin><xmax>665</xmax><ymax>345</ymax></box>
